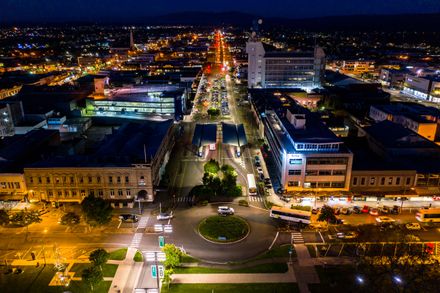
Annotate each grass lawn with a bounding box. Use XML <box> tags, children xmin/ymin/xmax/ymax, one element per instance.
<box><xmin>108</xmin><ymin>248</ymin><xmax>127</xmax><ymax>260</ymax></box>
<box><xmin>70</xmin><ymin>263</ymin><xmax>118</xmax><ymax>278</ymax></box>
<box><xmin>133</xmin><ymin>250</ymin><xmax>143</xmax><ymax>262</ymax></box>
<box><xmin>198</xmin><ymin>215</ymin><xmax>249</xmax><ymax>242</ymax></box>
<box><xmin>162</xmin><ymin>283</ymin><xmax>299</xmax><ymax>293</ymax></box>
<box><xmin>173</xmin><ymin>263</ymin><xmax>288</xmax><ymax>274</ymax></box>
<box><xmin>255</xmin><ymin>244</ymin><xmax>295</xmax><ymax>260</ymax></box>
<box><xmin>0</xmin><ymin>265</ymin><xmax>111</xmax><ymax>293</ymax></box>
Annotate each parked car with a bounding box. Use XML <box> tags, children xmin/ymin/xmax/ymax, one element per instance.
<box><xmin>157</xmin><ymin>212</ymin><xmax>174</xmax><ymax>221</ymax></box>
<box><xmin>376</xmin><ymin>216</ymin><xmax>395</xmax><ymax>223</ymax></box>
<box><xmin>369</xmin><ymin>208</ymin><xmax>379</xmax><ymax>216</ymax></box>
<box><xmin>336</xmin><ymin>231</ymin><xmax>358</xmax><ymax>239</ymax></box>
<box><xmin>257</xmin><ymin>167</ymin><xmax>264</xmax><ymax>174</ymax></box>
<box><xmin>276</xmin><ymin>188</ymin><xmax>287</xmax><ymax>195</ymax></box>
<box><xmin>361</xmin><ymin>205</ymin><xmax>370</xmax><ymax>213</ymax></box>
<box><xmin>264</xmin><ymin>178</ymin><xmax>272</xmax><ymax>188</ymax></box>
<box><xmin>391</xmin><ymin>205</ymin><xmax>400</xmax><ymax>215</ymax></box>
<box><xmin>254</xmin><ymin>156</ymin><xmax>260</xmax><ymax>164</ymax></box>
<box><xmin>218</xmin><ymin>206</ymin><xmax>235</xmax><ymax>216</ymax></box>
<box><xmin>340</xmin><ymin>207</ymin><xmax>351</xmax><ymax>215</ymax></box>
<box><xmin>406</xmin><ymin>223</ymin><xmax>421</xmax><ymax>230</ymax></box>
<box><xmin>333</xmin><ymin>208</ymin><xmax>341</xmax><ymax>215</ymax></box>
<box><xmin>381</xmin><ymin>206</ymin><xmax>390</xmax><ymax>214</ymax></box>
<box><xmin>255</xmin><ymin>161</ymin><xmax>261</xmax><ymax>167</ymax></box>
<box><xmin>353</xmin><ymin>206</ymin><xmax>362</xmax><ymax>214</ymax></box>
<box><xmin>280</xmin><ymin>195</ymin><xmax>291</xmax><ymax>203</ymax></box>
<box><xmin>119</xmin><ymin>214</ymin><xmax>138</xmax><ymax>223</ymax></box>
<box><xmin>311</xmin><ymin>207</ymin><xmax>320</xmax><ymax>214</ymax></box>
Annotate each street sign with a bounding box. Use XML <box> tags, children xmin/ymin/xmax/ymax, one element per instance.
<box><xmin>158</xmin><ymin>236</ymin><xmax>165</xmax><ymax>248</ymax></box>
<box><xmin>157</xmin><ymin>252</ymin><xmax>166</xmax><ymax>262</ymax></box>
<box><xmin>154</xmin><ymin>224</ymin><xmax>163</xmax><ymax>232</ymax></box>
<box><xmin>158</xmin><ymin>265</ymin><xmax>164</xmax><ymax>279</ymax></box>
<box><xmin>164</xmin><ymin>224</ymin><xmax>173</xmax><ymax>233</ymax></box>
<box><xmin>151</xmin><ymin>265</ymin><xmax>157</xmax><ymax>279</ymax></box>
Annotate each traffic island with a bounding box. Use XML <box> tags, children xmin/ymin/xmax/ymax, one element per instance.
<box><xmin>198</xmin><ymin>215</ymin><xmax>250</xmax><ymax>243</ymax></box>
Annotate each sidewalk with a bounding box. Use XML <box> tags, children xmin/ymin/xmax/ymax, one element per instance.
<box><xmin>109</xmin><ymin>247</ymin><xmax>143</xmax><ymax>293</ymax></box>
<box><xmin>173</xmin><ymin>263</ymin><xmax>296</xmax><ymax>284</ymax></box>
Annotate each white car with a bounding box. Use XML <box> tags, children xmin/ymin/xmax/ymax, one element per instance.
<box><xmin>257</xmin><ymin>167</ymin><xmax>264</xmax><ymax>174</ymax></box>
<box><xmin>157</xmin><ymin>212</ymin><xmax>174</xmax><ymax>221</ymax></box>
<box><xmin>405</xmin><ymin>223</ymin><xmax>421</xmax><ymax>230</ymax></box>
<box><xmin>375</xmin><ymin>216</ymin><xmax>396</xmax><ymax>223</ymax></box>
<box><xmin>218</xmin><ymin>206</ymin><xmax>234</xmax><ymax>216</ymax></box>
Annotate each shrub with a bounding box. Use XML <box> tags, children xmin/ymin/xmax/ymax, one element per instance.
<box><xmin>290</xmin><ymin>205</ymin><xmax>312</xmax><ymax>212</ymax></box>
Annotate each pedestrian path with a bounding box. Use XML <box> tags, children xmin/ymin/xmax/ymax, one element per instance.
<box><xmin>291</xmin><ymin>232</ymin><xmax>305</xmax><ymax>244</ymax></box>
<box><xmin>249</xmin><ymin>196</ymin><xmax>263</xmax><ymax>202</ymax></box>
<box><xmin>173</xmin><ymin>263</ymin><xmax>296</xmax><ymax>284</ymax></box>
<box><xmin>137</xmin><ymin>217</ymin><xmax>149</xmax><ymax>229</ymax></box>
<box><xmin>130</xmin><ymin>233</ymin><xmax>143</xmax><ymax>248</ymax></box>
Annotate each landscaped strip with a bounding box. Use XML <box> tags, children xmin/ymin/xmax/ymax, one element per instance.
<box><xmin>162</xmin><ymin>283</ymin><xmax>299</xmax><ymax>293</ymax></box>
<box><xmin>174</xmin><ymin>263</ymin><xmax>288</xmax><ymax>274</ymax></box>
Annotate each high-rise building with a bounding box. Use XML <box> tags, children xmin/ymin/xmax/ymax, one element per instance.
<box><xmin>246</xmin><ymin>41</ymin><xmax>325</xmax><ymax>90</ymax></box>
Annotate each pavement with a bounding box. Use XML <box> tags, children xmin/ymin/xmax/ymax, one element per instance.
<box><xmin>173</xmin><ymin>263</ymin><xmax>296</xmax><ymax>284</ymax></box>
<box><xmin>109</xmin><ymin>247</ymin><xmax>143</xmax><ymax>293</ymax></box>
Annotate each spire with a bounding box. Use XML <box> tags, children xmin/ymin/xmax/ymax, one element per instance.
<box><xmin>130</xmin><ymin>29</ymin><xmax>134</xmax><ymax>50</ymax></box>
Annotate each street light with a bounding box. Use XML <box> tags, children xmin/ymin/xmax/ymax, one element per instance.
<box><xmin>356</xmin><ymin>275</ymin><xmax>364</xmax><ymax>285</ymax></box>
<box><xmin>393</xmin><ymin>275</ymin><xmax>403</xmax><ymax>284</ymax></box>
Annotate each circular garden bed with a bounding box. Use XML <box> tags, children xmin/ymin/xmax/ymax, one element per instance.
<box><xmin>198</xmin><ymin>215</ymin><xmax>250</xmax><ymax>243</ymax></box>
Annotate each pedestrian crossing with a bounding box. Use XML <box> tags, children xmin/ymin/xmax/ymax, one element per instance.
<box><xmin>137</xmin><ymin>217</ymin><xmax>149</xmax><ymax>229</ymax></box>
<box><xmin>248</xmin><ymin>196</ymin><xmax>263</xmax><ymax>202</ymax></box>
<box><xmin>130</xmin><ymin>233</ymin><xmax>143</xmax><ymax>248</ymax></box>
<box><xmin>291</xmin><ymin>232</ymin><xmax>305</xmax><ymax>244</ymax></box>
<box><xmin>176</xmin><ymin>197</ymin><xmax>193</xmax><ymax>203</ymax></box>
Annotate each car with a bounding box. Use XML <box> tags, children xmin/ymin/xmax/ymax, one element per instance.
<box><xmin>276</xmin><ymin>188</ymin><xmax>287</xmax><ymax>195</ymax></box>
<box><xmin>353</xmin><ymin>206</ymin><xmax>361</xmax><ymax>214</ymax></box>
<box><xmin>391</xmin><ymin>205</ymin><xmax>400</xmax><ymax>215</ymax></box>
<box><xmin>218</xmin><ymin>206</ymin><xmax>234</xmax><ymax>216</ymax></box>
<box><xmin>157</xmin><ymin>212</ymin><xmax>174</xmax><ymax>221</ymax></box>
<box><xmin>381</xmin><ymin>206</ymin><xmax>390</xmax><ymax>214</ymax></box>
<box><xmin>255</xmin><ymin>161</ymin><xmax>261</xmax><ymax>167</ymax></box>
<box><xmin>280</xmin><ymin>195</ymin><xmax>291</xmax><ymax>203</ymax></box>
<box><xmin>254</xmin><ymin>156</ymin><xmax>261</xmax><ymax>164</ymax></box>
<box><xmin>361</xmin><ymin>205</ymin><xmax>370</xmax><ymax>213</ymax></box>
<box><xmin>333</xmin><ymin>208</ymin><xmax>341</xmax><ymax>215</ymax></box>
<box><xmin>256</xmin><ymin>167</ymin><xmax>264</xmax><ymax>174</ymax></box>
<box><xmin>264</xmin><ymin>178</ymin><xmax>272</xmax><ymax>188</ymax></box>
<box><xmin>336</xmin><ymin>231</ymin><xmax>358</xmax><ymax>239</ymax></box>
<box><xmin>119</xmin><ymin>214</ymin><xmax>138</xmax><ymax>223</ymax></box>
<box><xmin>369</xmin><ymin>208</ymin><xmax>379</xmax><ymax>216</ymax></box>
<box><xmin>259</xmin><ymin>173</ymin><xmax>265</xmax><ymax>180</ymax></box>
<box><xmin>340</xmin><ymin>207</ymin><xmax>351</xmax><ymax>215</ymax></box>
<box><xmin>375</xmin><ymin>216</ymin><xmax>395</xmax><ymax>223</ymax></box>
<box><xmin>311</xmin><ymin>207</ymin><xmax>320</xmax><ymax>214</ymax></box>
<box><xmin>406</xmin><ymin>223</ymin><xmax>421</xmax><ymax>230</ymax></box>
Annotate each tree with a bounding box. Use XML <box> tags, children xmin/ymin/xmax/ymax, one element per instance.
<box><xmin>82</xmin><ymin>265</ymin><xmax>103</xmax><ymax>291</ymax></box>
<box><xmin>317</xmin><ymin>205</ymin><xmax>337</xmax><ymax>224</ymax></box>
<box><xmin>162</xmin><ymin>244</ymin><xmax>183</xmax><ymax>269</ymax></box>
<box><xmin>207</xmin><ymin>108</ymin><xmax>220</xmax><ymax>117</ymax></box>
<box><xmin>204</xmin><ymin>159</ymin><xmax>220</xmax><ymax>174</ymax></box>
<box><xmin>162</xmin><ymin>268</ymin><xmax>173</xmax><ymax>290</ymax></box>
<box><xmin>81</xmin><ymin>195</ymin><xmax>113</xmax><ymax>225</ymax></box>
<box><xmin>9</xmin><ymin>209</ymin><xmax>42</xmax><ymax>240</ymax></box>
<box><xmin>89</xmin><ymin>249</ymin><xmax>109</xmax><ymax>271</ymax></box>
<box><xmin>60</xmin><ymin>212</ymin><xmax>80</xmax><ymax>225</ymax></box>
<box><xmin>356</xmin><ymin>248</ymin><xmax>440</xmax><ymax>293</ymax></box>
<box><xmin>0</xmin><ymin>210</ymin><xmax>9</xmax><ymax>226</ymax></box>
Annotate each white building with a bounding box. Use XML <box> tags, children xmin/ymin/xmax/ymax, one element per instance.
<box><xmin>246</xmin><ymin>41</ymin><xmax>325</xmax><ymax>90</ymax></box>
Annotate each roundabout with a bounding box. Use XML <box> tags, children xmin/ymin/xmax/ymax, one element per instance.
<box><xmin>171</xmin><ymin>204</ymin><xmax>279</xmax><ymax>262</ymax></box>
<box><xmin>198</xmin><ymin>215</ymin><xmax>250</xmax><ymax>243</ymax></box>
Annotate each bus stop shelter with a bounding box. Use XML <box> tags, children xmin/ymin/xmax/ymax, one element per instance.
<box><xmin>222</xmin><ymin>122</ymin><xmax>248</xmax><ymax>156</ymax></box>
<box><xmin>192</xmin><ymin>123</ymin><xmax>217</xmax><ymax>156</ymax></box>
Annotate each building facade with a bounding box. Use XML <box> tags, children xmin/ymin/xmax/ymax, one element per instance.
<box><xmin>0</xmin><ymin>173</ymin><xmax>27</xmax><ymax>201</ymax></box>
<box><xmin>246</xmin><ymin>41</ymin><xmax>325</xmax><ymax>90</ymax></box>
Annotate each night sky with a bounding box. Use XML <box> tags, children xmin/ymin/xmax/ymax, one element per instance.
<box><xmin>1</xmin><ymin>0</ymin><xmax>440</xmax><ymax>23</ymax></box>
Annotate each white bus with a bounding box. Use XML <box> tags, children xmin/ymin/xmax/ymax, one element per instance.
<box><xmin>270</xmin><ymin>206</ymin><xmax>311</xmax><ymax>225</ymax></box>
<box><xmin>416</xmin><ymin>208</ymin><xmax>440</xmax><ymax>223</ymax></box>
<box><xmin>247</xmin><ymin>174</ymin><xmax>257</xmax><ymax>196</ymax></box>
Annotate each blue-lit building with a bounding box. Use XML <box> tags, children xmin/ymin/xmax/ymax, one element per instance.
<box><xmin>250</xmin><ymin>90</ymin><xmax>353</xmax><ymax>194</ymax></box>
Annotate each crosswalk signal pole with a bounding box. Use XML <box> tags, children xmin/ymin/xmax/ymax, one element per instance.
<box><xmin>155</xmin><ymin>252</ymin><xmax>160</xmax><ymax>292</ymax></box>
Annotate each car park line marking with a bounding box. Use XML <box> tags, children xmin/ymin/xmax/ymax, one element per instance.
<box><xmin>318</xmin><ymin>231</ymin><xmax>325</xmax><ymax>243</ymax></box>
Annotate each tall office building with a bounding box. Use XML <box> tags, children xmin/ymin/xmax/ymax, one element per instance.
<box><xmin>246</xmin><ymin>41</ymin><xmax>325</xmax><ymax>90</ymax></box>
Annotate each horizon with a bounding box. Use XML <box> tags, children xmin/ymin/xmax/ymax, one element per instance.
<box><xmin>1</xmin><ymin>0</ymin><xmax>440</xmax><ymax>23</ymax></box>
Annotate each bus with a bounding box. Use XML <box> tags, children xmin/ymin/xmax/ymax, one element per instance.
<box><xmin>270</xmin><ymin>206</ymin><xmax>311</xmax><ymax>225</ymax></box>
<box><xmin>416</xmin><ymin>208</ymin><xmax>440</xmax><ymax>222</ymax></box>
<box><xmin>247</xmin><ymin>174</ymin><xmax>257</xmax><ymax>196</ymax></box>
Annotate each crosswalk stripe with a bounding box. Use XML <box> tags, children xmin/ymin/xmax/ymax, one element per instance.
<box><xmin>137</xmin><ymin>217</ymin><xmax>149</xmax><ymax>229</ymax></box>
<box><xmin>130</xmin><ymin>233</ymin><xmax>143</xmax><ymax>248</ymax></box>
<box><xmin>248</xmin><ymin>196</ymin><xmax>263</xmax><ymax>202</ymax></box>
<box><xmin>291</xmin><ymin>232</ymin><xmax>304</xmax><ymax>243</ymax></box>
